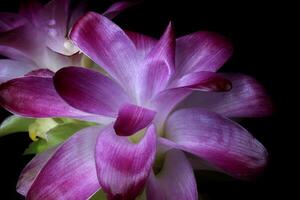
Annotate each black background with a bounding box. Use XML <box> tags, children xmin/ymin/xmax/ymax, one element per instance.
<box><xmin>0</xmin><ymin>0</ymin><xmax>294</xmax><ymax>199</ymax></box>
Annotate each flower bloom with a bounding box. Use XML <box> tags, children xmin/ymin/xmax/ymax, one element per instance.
<box><xmin>0</xmin><ymin>12</ymin><xmax>272</xmax><ymax>199</ymax></box>
<box><xmin>0</xmin><ymin>0</ymin><xmax>131</xmax><ymax>83</ymax></box>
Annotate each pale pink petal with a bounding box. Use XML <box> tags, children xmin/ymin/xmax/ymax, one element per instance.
<box><xmin>103</xmin><ymin>1</ymin><xmax>134</xmax><ymax>19</ymax></box>
<box><xmin>165</xmin><ymin>108</ymin><xmax>268</xmax><ymax>179</ymax></box>
<box><xmin>70</xmin><ymin>12</ymin><xmax>138</xmax><ymax>95</ymax></box>
<box><xmin>125</xmin><ymin>31</ymin><xmax>157</xmax><ymax>57</ymax></box>
<box><xmin>17</xmin><ymin>147</ymin><xmax>58</xmax><ymax>195</ymax></box>
<box><xmin>146</xmin><ymin>150</ymin><xmax>198</xmax><ymax>200</ymax></box>
<box><xmin>139</xmin><ymin>23</ymin><xmax>175</xmax><ymax>102</ymax></box>
<box><xmin>26</xmin><ymin>126</ymin><xmax>102</xmax><ymax>199</ymax></box>
<box><xmin>0</xmin><ymin>59</ymin><xmax>35</xmax><ymax>83</ymax></box>
<box><xmin>171</xmin><ymin>71</ymin><xmax>232</xmax><ymax>92</ymax></box>
<box><xmin>178</xmin><ymin>74</ymin><xmax>273</xmax><ymax>117</ymax></box>
<box><xmin>175</xmin><ymin>31</ymin><xmax>232</xmax><ymax>76</ymax></box>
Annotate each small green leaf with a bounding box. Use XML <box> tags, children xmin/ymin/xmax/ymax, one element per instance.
<box><xmin>24</xmin><ymin>121</ymin><xmax>95</xmax><ymax>154</ymax></box>
<box><xmin>0</xmin><ymin>115</ymin><xmax>35</xmax><ymax>137</ymax></box>
<box><xmin>89</xmin><ymin>190</ymin><xmax>107</xmax><ymax>200</ymax></box>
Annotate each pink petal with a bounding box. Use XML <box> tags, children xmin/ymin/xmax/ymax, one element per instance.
<box><xmin>175</xmin><ymin>31</ymin><xmax>232</xmax><ymax>76</ymax></box>
<box><xmin>114</xmin><ymin>103</ymin><xmax>156</xmax><ymax>136</ymax></box>
<box><xmin>0</xmin><ymin>76</ymin><xmax>90</xmax><ymax>118</ymax></box>
<box><xmin>70</xmin><ymin>12</ymin><xmax>138</xmax><ymax>94</ymax></box>
<box><xmin>54</xmin><ymin>67</ymin><xmax>130</xmax><ymax>117</ymax></box>
<box><xmin>139</xmin><ymin>23</ymin><xmax>175</xmax><ymax>102</ymax></box>
<box><xmin>0</xmin><ymin>12</ymin><xmax>27</xmax><ymax>32</ymax></box>
<box><xmin>146</xmin><ymin>150</ymin><xmax>198</xmax><ymax>200</ymax></box>
<box><xmin>171</xmin><ymin>71</ymin><xmax>232</xmax><ymax>91</ymax></box>
<box><xmin>179</xmin><ymin>74</ymin><xmax>273</xmax><ymax>117</ymax></box>
<box><xmin>103</xmin><ymin>1</ymin><xmax>135</xmax><ymax>19</ymax></box>
<box><xmin>95</xmin><ymin>125</ymin><xmax>156</xmax><ymax>199</ymax></box>
<box><xmin>0</xmin><ymin>59</ymin><xmax>35</xmax><ymax>83</ymax></box>
<box><xmin>26</xmin><ymin>126</ymin><xmax>102</xmax><ymax>199</ymax></box>
<box><xmin>125</xmin><ymin>31</ymin><xmax>157</xmax><ymax>57</ymax></box>
<box><xmin>38</xmin><ymin>0</ymin><xmax>72</xmax><ymax>55</ymax></box>
<box><xmin>17</xmin><ymin>147</ymin><xmax>57</xmax><ymax>196</ymax></box>
<box><xmin>165</xmin><ymin>108</ymin><xmax>268</xmax><ymax>179</ymax></box>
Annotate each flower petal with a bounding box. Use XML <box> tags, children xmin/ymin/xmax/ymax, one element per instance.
<box><xmin>0</xmin><ymin>12</ymin><xmax>27</xmax><ymax>32</ymax></box>
<box><xmin>26</xmin><ymin>126</ymin><xmax>101</xmax><ymax>199</ymax></box>
<box><xmin>103</xmin><ymin>1</ymin><xmax>134</xmax><ymax>19</ymax></box>
<box><xmin>95</xmin><ymin>125</ymin><xmax>156</xmax><ymax>199</ymax></box>
<box><xmin>139</xmin><ymin>23</ymin><xmax>175</xmax><ymax>102</ymax></box>
<box><xmin>17</xmin><ymin>147</ymin><xmax>57</xmax><ymax>196</ymax></box>
<box><xmin>149</xmin><ymin>88</ymin><xmax>191</xmax><ymax>127</ymax></box>
<box><xmin>175</xmin><ymin>31</ymin><xmax>232</xmax><ymax>75</ymax></box>
<box><xmin>178</xmin><ymin>74</ymin><xmax>273</xmax><ymax>117</ymax></box>
<box><xmin>125</xmin><ymin>31</ymin><xmax>157</xmax><ymax>57</ymax></box>
<box><xmin>114</xmin><ymin>103</ymin><xmax>156</xmax><ymax>136</ymax></box>
<box><xmin>165</xmin><ymin>108</ymin><xmax>268</xmax><ymax>179</ymax></box>
<box><xmin>0</xmin><ymin>76</ymin><xmax>89</xmax><ymax>118</ymax></box>
<box><xmin>54</xmin><ymin>67</ymin><xmax>130</xmax><ymax>117</ymax></box>
<box><xmin>25</xmin><ymin>68</ymin><xmax>54</xmax><ymax>78</ymax></box>
<box><xmin>70</xmin><ymin>12</ymin><xmax>138</xmax><ymax>94</ymax></box>
<box><xmin>0</xmin><ymin>59</ymin><xmax>35</xmax><ymax>83</ymax></box>
<box><xmin>171</xmin><ymin>71</ymin><xmax>232</xmax><ymax>91</ymax></box>
<box><xmin>146</xmin><ymin>150</ymin><xmax>198</xmax><ymax>200</ymax></box>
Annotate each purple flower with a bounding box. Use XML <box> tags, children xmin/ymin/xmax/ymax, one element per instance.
<box><xmin>0</xmin><ymin>0</ymin><xmax>131</xmax><ymax>83</ymax></box>
<box><xmin>0</xmin><ymin>12</ymin><xmax>272</xmax><ymax>199</ymax></box>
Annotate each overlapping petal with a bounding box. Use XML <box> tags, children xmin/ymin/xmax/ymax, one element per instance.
<box><xmin>70</xmin><ymin>12</ymin><xmax>138</xmax><ymax>95</ymax></box>
<box><xmin>0</xmin><ymin>12</ymin><xmax>27</xmax><ymax>32</ymax></box>
<box><xmin>17</xmin><ymin>147</ymin><xmax>57</xmax><ymax>196</ymax></box>
<box><xmin>165</xmin><ymin>108</ymin><xmax>268</xmax><ymax>179</ymax></box>
<box><xmin>179</xmin><ymin>74</ymin><xmax>273</xmax><ymax>117</ymax></box>
<box><xmin>146</xmin><ymin>150</ymin><xmax>198</xmax><ymax>200</ymax></box>
<box><xmin>171</xmin><ymin>71</ymin><xmax>232</xmax><ymax>91</ymax></box>
<box><xmin>103</xmin><ymin>1</ymin><xmax>134</xmax><ymax>19</ymax></box>
<box><xmin>54</xmin><ymin>67</ymin><xmax>130</xmax><ymax>117</ymax></box>
<box><xmin>0</xmin><ymin>59</ymin><xmax>35</xmax><ymax>83</ymax></box>
<box><xmin>125</xmin><ymin>31</ymin><xmax>157</xmax><ymax>57</ymax></box>
<box><xmin>139</xmin><ymin>23</ymin><xmax>175</xmax><ymax>102</ymax></box>
<box><xmin>95</xmin><ymin>125</ymin><xmax>156</xmax><ymax>199</ymax></box>
<box><xmin>175</xmin><ymin>31</ymin><xmax>233</xmax><ymax>76</ymax></box>
<box><xmin>114</xmin><ymin>103</ymin><xmax>156</xmax><ymax>136</ymax></box>
<box><xmin>26</xmin><ymin>126</ymin><xmax>101</xmax><ymax>200</ymax></box>
<box><xmin>0</xmin><ymin>76</ymin><xmax>89</xmax><ymax>118</ymax></box>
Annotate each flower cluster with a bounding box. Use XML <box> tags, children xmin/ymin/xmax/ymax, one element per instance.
<box><xmin>0</xmin><ymin>0</ymin><xmax>272</xmax><ymax>199</ymax></box>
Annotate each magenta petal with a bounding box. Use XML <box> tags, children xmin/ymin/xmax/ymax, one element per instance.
<box><xmin>0</xmin><ymin>12</ymin><xmax>27</xmax><ymax>32</ymax></box>
<box><xmin>95</xmin><ymin>125</ymin><xmax>156</xmax><ymax>199</ymax></box>
<box><xmin>103</xmin><ymin>1</ymin><xmax>134</xmax><ymax>19</ymax></box>
<box><xmin>70</xmin><ymin>12</ymin><xmax>138</xmax><ymax>92</ymax></box>
<box><xmin>114</xmin><ymin>103</ymin><xmax>156</xmax><ymax>136</ymax></box>
<box><xmin>0</xmin><ymin>59</ymin><xmax>35</xmax><ymax>83</ymax></box>
<box><xmin>126</xmin><ymin>31</ymin><xmax>157</xmax><ymax>57</ymax></box>
<box><xmin>165</xmin><ymin>108</ymin><xmax>268</xmax><ymax>179</ymax></box>
<box><xmin>140</xmin><ymin>23</ymin><xmax>175</xmax><ymax>101</ymax></box>
<box><xmin>26</xmin><ymin>126</ymin><xmax>101</xmax><ymax>199</ymax></box>
<box><xmin>0</xmin><ymin>76</ymin><xmax>88</xmax><ymax>118</ymax></box>
<box><xmin>54</xmin><ymin>67</ymin><xmax>130</xmax><ymax>117</ymax></box>
<box><xmin>175</xmin><ymin>31</ymin><xmax>232</xmax><ymax>75</ymax></box>
<box><xmin>147</xmin><ymin>150</ymin><xmax>198</xmax><ymax>200</ymax></box>
<box><xmin>179</xmin><ymin>74</ymin><xmax>273</xmax><ymax>117</ymax></box>
<box><xmin>172</xmin><ymin>71</ymin><xmax>232</xmax><ymax>91</ymax></box>
<box><xmin>17</xmin><ymin>147</ymin><xmax>57</xmax><ymax>196</ymax></box>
